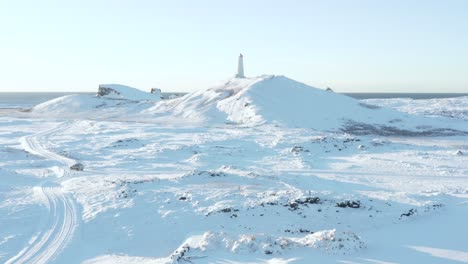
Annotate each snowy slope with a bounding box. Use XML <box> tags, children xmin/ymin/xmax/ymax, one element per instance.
<box><xmin>147</xmin><ymin>75</ymin><xmax>467</xmax><ymax>134</ymax></box>
<box><xmin>144</xmin><ymin>77</ymin><xmax>263</xmax><ymax>123</ymax></box>
<box><xmin>32</xmin><ymin>94</ymin><xmax>158</xmax><ymax>119</ymax></box>
<box><xmin>31</xmin><ymin>84</ymin><xmax>161</xmax><ymax>119</ymax></box>
<box><xmin>216</xmin><ymin>76</ymin><xmax>416</xmax><ymax>129</ymax></box>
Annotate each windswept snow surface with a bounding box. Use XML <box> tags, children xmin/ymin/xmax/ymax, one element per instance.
<box><xmin>363</xmin><ymin>96</ymin><xmax>468</xmax><ymax>121</ymax></box>
<box><xmin>1</xmin><ymin>76</ymin><xmax>467</xmax><ymax>263</ymax></box>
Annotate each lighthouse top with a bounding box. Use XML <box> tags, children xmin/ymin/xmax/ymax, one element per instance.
<box><xmin>236</xmin><ymin>53</ymin><xmax>245</xmax><ymax>78</ymax></box>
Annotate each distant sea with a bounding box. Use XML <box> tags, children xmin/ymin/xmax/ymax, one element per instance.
<box><xmin>0</xmin><ymin>92</ymin><xmax>467</xmax><ymax>109</ymax></box>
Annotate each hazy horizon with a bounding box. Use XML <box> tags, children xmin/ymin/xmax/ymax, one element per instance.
<box><xmin>1</xmin><ymin>0</ymin><xmax>467</xmax><ymax>93</ymax></box>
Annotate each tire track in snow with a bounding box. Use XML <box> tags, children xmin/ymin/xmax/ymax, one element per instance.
<box><xmin>6</xmin><ymin>187</ymin><xmax>78</xmax><ymax>264</ymax></box>
<box><xmin>7</xmin><ymin>121</ymin><xmax>78</xmax><ymax>264</ymax></box>
<box><xmin>20</xmin><ymin>121</ymin><xmax>75</xmax><ymax>176</ymax></box>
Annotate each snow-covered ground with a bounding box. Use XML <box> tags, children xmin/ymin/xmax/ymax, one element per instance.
<box><xmin>364</xmin><ymin>96</ymin><xmax>468</xmax><ymax>121</ymax></box>
<box><xmin>0</xmin><ymin>77</ymin><xmax>467</xmax><ymax>264</ymax></box>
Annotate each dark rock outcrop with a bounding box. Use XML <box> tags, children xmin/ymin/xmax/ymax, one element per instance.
<box><xmin>70</xmin><ymin>163</ymin><xmax>84</xmax><ymax>171</ymax></box>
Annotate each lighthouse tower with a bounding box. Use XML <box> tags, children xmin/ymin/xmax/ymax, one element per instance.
<box><xmin>236</xmin><ymin>53</ymin><xmax>245</xmax><ymax>78</ymax></box>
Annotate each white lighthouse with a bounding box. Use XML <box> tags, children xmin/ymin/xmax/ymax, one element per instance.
<box><xmin>236</xmin><ymin>53</ymin><xmax>245</xmax><ymax>78</ymax></box>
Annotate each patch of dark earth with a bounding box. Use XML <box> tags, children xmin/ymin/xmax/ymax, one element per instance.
<box><xmin>284</xmin><ymin>228</ymin><xmax>314</xmax><ymax>234</ymax></box>
<box><xmin>193</xmin><ymin>170</ymin><xmax>227</xmax><ymax>177</ymax></box>
<box><xmin>399</xmin><ymin>204</ymin><xmax>444</xmax><ymax>220</ymax></box>
<box><xmin>343</xmin><ymin>121</ymin><xmax>467</xmax><ymax>136</ymax></box>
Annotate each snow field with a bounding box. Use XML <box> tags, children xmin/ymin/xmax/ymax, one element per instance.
<box><xmin>0</xmin><ymin>76</ymin><xmax>467</xmax><ymax>263</ymax></box>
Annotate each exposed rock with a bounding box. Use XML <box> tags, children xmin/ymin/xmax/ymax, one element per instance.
<box><xmin>399</xmin><ymin>208</ymin><xmax>417</xmax><ymax>219</ymax></box>
<box><xmin>295</xmin><ymin>197</ymin><xmax>321</xmax><ymax>205</ymax></box>
<box><xmin>170</xmin><ymin>244</ymin><xmax>191</xmax><ymax>263</ymax></box>
<box><xmin>219</xmin><ymin>208</ymin><xmax>239</xmax><ymax>213</ymax></box>
<box><xmin>284</xmin><ymin>197</ymin><xmax>321</xmax><ymax>211</ymax></box>
<box><xmin>291</xmin><ymin>146</ymin><xmax>309</xmax><ymax>154</ymax></box>
<box><xmin>196</xmin><ymin>170</ymin><xmax>226</xmax><ymax>177</ymax></box>
<box><xmin>336</xmin><ymin>200</ymin><xmax>361</xmax><ymax>209</ymax></box>
<box><xmin>97</xmin><ymin>87</ymin><xmax>116</xmax><ymax>97</ymax></box>
<box><xmin>70</xmin><ymin>163</ymin><xmax>84</xmax><ymax>171</ymax></box>
<box><xmin>455</xmin><ymin>150</ymin><xmax>464</xmax><ymax>156</ymax></box>
<box><xmin>96</xmin><ymin>84</ymin><xmax>161</xmax><ymax>101</ymax></box>
<box><xmin>150</xmin><ymin>88</ymin><xmax>162</xmax><ymax>98</ymax></box>
<box><xmin>285</xmin><ymin>228</ymin><xmax>314</xmax><ymax>234</ymax></box>
<box><xmin>286</xmin><ymin>202</ymin><xmax>299</xmax><ymax>211</ymax></box>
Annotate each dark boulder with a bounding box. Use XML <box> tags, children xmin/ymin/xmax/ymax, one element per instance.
<box><xmin>70</xmin><ymin>163</ymin><xmax>84</xmax><ymax>171</ymax></box>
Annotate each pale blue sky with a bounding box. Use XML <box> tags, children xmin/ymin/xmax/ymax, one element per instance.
<box><xmin>1</xmin><ymin>0</ymin><xmax>467</xmax><ymax>92</ymax></box>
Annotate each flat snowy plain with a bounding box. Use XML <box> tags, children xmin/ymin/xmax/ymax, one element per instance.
<box><xmin>0</xmin><ymin>77</ymin><xmax>467</xmax><ymax>264</ymax></box>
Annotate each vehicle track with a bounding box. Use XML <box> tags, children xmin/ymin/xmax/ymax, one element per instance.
<box><xmin>6</xmin><ymin>121</ymin><xmax>79</xmax><ymax>264</ymax></box>
<box><xmin>19</xmin><ymin>121</ymin><xmax>75</xmax><ymax>176</ymax></box>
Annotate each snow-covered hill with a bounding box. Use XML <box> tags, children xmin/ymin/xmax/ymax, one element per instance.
<box><xmin>32</xmin><ymin>76</ymin><xmax>467</xmax><ymax>136</ymax></box>
<box><xmin>151</xmin><ymin>75</ymin><xmax>465</xmax><ymax>134</ymax></box>
<box><xmin>32</xmin><ymin>84</ymin><xmax>160</xmax><ymax>119</ymax></box>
